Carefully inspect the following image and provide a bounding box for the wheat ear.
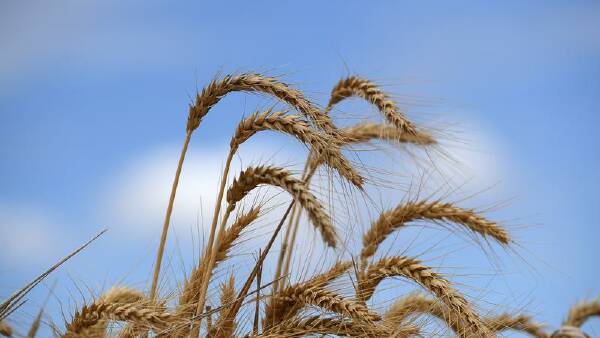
[359,256,491,337]
[564,297,600,327]
[231,109,362,187]
[227,166,337,247]
[361,200,510,264]
[213,274,237,337]
[326,76,419,136]
[264,260,352,329]
[0,322,11,337]
[278,286,380,322]
[340,123,435,146]
[174,207,259,338]
[63,302,174,338]
[260,316,417,338]
[486,313,549,338]
[384,293,464,336]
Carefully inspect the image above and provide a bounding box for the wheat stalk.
[359,256,491,337]
[361,200,510,264]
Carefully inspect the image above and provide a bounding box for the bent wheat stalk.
[359,256,491,337]
[361,200,510,265]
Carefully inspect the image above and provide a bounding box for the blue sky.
[1,1,599,336]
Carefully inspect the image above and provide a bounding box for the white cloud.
[0,204,60,266]
[99,142,304,238]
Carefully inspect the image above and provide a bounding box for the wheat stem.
[150,131,192,301]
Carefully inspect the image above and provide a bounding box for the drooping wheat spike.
[564,297,600,327]
[486,313,549,338]
[62,302,174,338]
[384,293,463,335]
[326,76,420,136]
[188,73,336,133]
[340,122,435,146]
[230,109,362,187]
[264,261,352,329]
[361,200,510,264]
[211,274,237,337]
[85,287,145,337]
[278,286,380,322]
[177,207,260,315]
[0,321,11,337]
[259,316,418,338]
[227,166,337,247]
[359,256,491,337]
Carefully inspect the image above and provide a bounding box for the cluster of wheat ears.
[1,73,598,338]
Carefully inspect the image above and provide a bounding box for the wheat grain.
[227,166,337,247]
[359,256,491,337]
[361,200,510,263]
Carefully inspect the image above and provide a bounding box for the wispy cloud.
[0,203,60,266]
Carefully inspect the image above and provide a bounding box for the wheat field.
[1,72,598,338]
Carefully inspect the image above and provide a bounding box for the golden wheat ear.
[326,76,423,136]
[361,199,510,264]
[485,313,549,338]
[263,261,352,329]
[384,292,464,335]
[359,255,492,337]
[188,73,336,133]
[564,297,600,328]
[226,165,337,248]
[340,122,436,146]
[231,109,362,187]
[260,315,418,337]
[63,302,175,338]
